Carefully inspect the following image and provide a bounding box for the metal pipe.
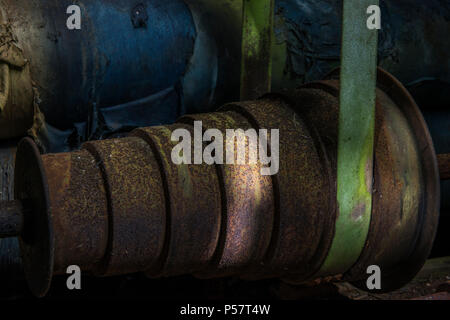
[0,69,440,297]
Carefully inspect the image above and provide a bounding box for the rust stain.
[2,69,439,296]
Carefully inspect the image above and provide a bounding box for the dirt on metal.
[132,125,221,277]
[43,150,109,275]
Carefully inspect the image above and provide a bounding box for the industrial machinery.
[0,0,448,300]
[0,68,445,297]
[0,0,448,150]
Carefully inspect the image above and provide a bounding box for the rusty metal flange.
[132,125,222,277]
[82,137,166,276]
[14,137,54,297]
[282,68,440,291]
[42,150,109,275]
[179,111,274,277]
[221,97,333,279]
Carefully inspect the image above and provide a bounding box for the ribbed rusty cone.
[1,69,440,297]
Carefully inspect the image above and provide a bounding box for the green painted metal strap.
[240,0,274,100]
[319,0,379,276]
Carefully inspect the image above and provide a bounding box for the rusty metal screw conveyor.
[0,68,446,298]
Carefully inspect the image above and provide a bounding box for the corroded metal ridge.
[222,97,332,280]
[179,111,274,277]
[132,125,222,277]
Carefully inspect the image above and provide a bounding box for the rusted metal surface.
[354,69,440,292]
[179,111,274,277]
[42,150,109,275]
[438,154,450,180]
[221,97,332,280]
[289,69,439,291]
[344,85,424,290]
[132,125,221,277]
[82,138,165,276]
[0,69,441,297]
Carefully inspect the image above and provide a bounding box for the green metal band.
[240,0,274,100]
[319,0,379,276]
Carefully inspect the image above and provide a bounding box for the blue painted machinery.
[0,0,448,151]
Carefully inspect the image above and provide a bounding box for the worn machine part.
[347,70,441,292]
[42,149,109,275]
[283,69,440,291]
[220,98,333,280]
[0,70,441,297]
[82,138,166,276]
[179,111,274,277]
[132,125,221,277]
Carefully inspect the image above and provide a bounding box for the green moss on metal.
[240,0,274,100]
[319,0,379,277]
